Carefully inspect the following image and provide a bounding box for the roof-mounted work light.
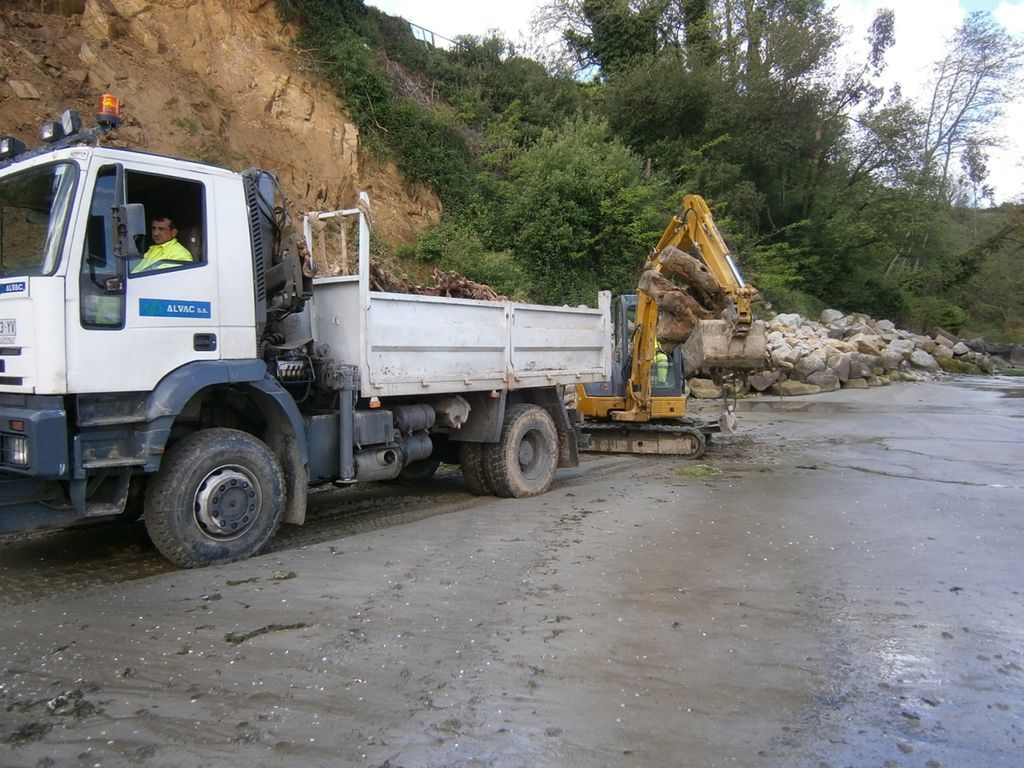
[60,109,83,138]
[39,120,64,143]
[0,136,27,161]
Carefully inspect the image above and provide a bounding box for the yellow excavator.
[576,194,767,458]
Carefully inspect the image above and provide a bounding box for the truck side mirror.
[112,203,145,260]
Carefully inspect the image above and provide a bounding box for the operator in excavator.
[654,343,670,386]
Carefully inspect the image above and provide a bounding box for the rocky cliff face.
[1,0,441,245]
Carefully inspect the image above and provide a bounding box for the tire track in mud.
[0,458,638,607]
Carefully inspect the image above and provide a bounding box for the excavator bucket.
[683,319,768,374]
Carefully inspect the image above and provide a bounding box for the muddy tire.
[459,442,492,495]
[483,404,558,498]
[143,428,284,568]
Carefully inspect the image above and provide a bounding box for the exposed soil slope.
[1,0,440,245]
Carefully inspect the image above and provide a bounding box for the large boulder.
[965,337,988,353]
[824,338,857,354]
[769,380,822,397]
[964,351,995,374]
[847,332,884,356]
[825,349,851,382]
[881,349,904,370]
[806,370,841,392]
[820,308,845,325]
[688,378,722,399]
[887,338,917,358]
[770,345,802,370]
[842,322,874,339]
[909,349,940,371]
[792,350,827,381]
[849,352,881,379]
[938,357,982,375]
[748,369,781,392]
[771,313,804,329]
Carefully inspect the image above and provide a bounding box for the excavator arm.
[619,195,764,421]
[576,194,766,455]
[653,194,757,333]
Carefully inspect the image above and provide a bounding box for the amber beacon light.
[97,93,122,128]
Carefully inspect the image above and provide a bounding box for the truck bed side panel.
[312,281,611,398]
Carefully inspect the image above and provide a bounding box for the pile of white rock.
[689,309,1022,398]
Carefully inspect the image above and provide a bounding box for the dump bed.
[306,201,612,399]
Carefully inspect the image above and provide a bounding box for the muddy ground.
[1,377,1022,768]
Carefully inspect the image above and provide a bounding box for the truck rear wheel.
[144,428,284,567]
[459,442,492,495]
[484,404,558,498]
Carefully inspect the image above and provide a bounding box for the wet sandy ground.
[1,377,1022,767]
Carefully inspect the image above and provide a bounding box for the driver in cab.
[131,214,192,274]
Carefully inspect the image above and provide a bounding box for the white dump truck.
[0,102,611,566]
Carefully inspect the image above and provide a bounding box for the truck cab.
[0,141,274,535]
[1,146,256,394]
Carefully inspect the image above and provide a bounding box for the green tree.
[490,118,668,304]
[963,206,1024,339]
[536,0,668,76]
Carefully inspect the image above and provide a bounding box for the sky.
[367,0,1024,203]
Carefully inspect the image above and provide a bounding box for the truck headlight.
[1,434,29,466]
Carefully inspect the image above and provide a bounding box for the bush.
[416,223,531,299]
[491,117,667,305]
[910,296,968,334]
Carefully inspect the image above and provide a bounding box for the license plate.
[0,318,15,338]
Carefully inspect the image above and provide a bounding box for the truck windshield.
[0,162,77,278]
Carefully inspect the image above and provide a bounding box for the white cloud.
[833,1,962,99]
[995,0,1024,33]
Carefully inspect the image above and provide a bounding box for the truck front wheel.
[144,428,285,567]
[484,404,558,498]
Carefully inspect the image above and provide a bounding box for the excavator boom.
[576,194,767,457]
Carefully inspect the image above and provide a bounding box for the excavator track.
[580,419,718,458]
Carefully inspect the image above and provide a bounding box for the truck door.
[66,164,220,394]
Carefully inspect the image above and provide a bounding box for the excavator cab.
[578,294,685,414]
[576,295,710,457]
